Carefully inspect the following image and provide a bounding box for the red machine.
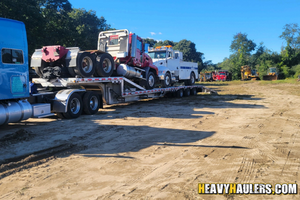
[216,70,232,81]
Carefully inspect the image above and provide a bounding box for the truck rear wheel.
[83,91,100,115]
[186,72,195,85]
[75,52,96,77]
[145,71,156,89]
[63,93,83,119]
[95,53,114,77]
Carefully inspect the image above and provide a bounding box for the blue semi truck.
[0,18,214,125]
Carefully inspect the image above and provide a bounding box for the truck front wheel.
[145,71,156,89]
[162,72,171,88]
[63,93,83,119]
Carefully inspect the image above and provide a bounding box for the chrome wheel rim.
[165,74,170,86]
[70,98,80,114]
[89,96,98,110]
[103,58,112,73]
[148,74,155,87]
[81,56,93,73]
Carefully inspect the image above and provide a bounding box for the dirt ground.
[0,81,299,200]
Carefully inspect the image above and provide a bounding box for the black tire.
[191,88,197,95]
[56,112,65,119]
[145,71,156,89]
[82,92,100,115]
[75,52,96,77]
[162,72,171,88]
[184,88,190,96]
[63,93,83,119]
[176,89,183,98]
[95,53,114,77]
[186,72,195,85]
[68,67,77,77]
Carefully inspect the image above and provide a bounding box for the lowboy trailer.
[0,17,216,125]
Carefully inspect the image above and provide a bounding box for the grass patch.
[258,79,300,85]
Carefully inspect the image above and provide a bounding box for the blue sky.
[69,0,300,64]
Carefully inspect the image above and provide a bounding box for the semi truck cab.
[0,18,29,100]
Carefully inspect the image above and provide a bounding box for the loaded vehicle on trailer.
[0,18,216,125]
[31,29,159,89]
[147,46,199,87]
[262,67,278,80]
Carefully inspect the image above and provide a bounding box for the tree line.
[0,0,112,56]
[207,24,300,80]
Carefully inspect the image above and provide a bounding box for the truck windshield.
[270,68,276,73]
[220,72,225,75]
[148,51,166,59]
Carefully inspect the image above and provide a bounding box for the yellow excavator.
[263,67,278,80]
[241,65,260,80]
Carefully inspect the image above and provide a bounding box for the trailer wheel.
[83,92,100,115]
[184,88,190,96]
[145,71,156,89]
[191,88,197,95]
[63,93,83,119]
[186,72,195,85]
[75,52,96,77]
[95,53,114,77]
[162,72,171,88]
[176,89,183,98]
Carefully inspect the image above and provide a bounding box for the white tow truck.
[147,46,199,87]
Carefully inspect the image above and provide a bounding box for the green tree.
[143,38,157,47]
[279,23,300,49]
[0,0,45,55]
[68,9,111,50]
[229,33,257,79]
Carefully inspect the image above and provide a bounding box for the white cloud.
[150,32,156,35]
[158,32,162,35]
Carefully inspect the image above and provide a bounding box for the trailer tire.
[75,52,96,77]
[145,71,156,89]
[63,93,83,119]
[191,88,197,95]
[176,89,183,98]
[83,92,100,115]
[95,53,114,77]
[162,72,171,88]
[184,88,190,96]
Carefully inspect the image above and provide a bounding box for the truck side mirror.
[144,44,149,53]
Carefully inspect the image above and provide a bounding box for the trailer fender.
[52,89,86,113]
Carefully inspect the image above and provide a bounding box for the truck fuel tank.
[0,100,32,125]
[117,64,142,79]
